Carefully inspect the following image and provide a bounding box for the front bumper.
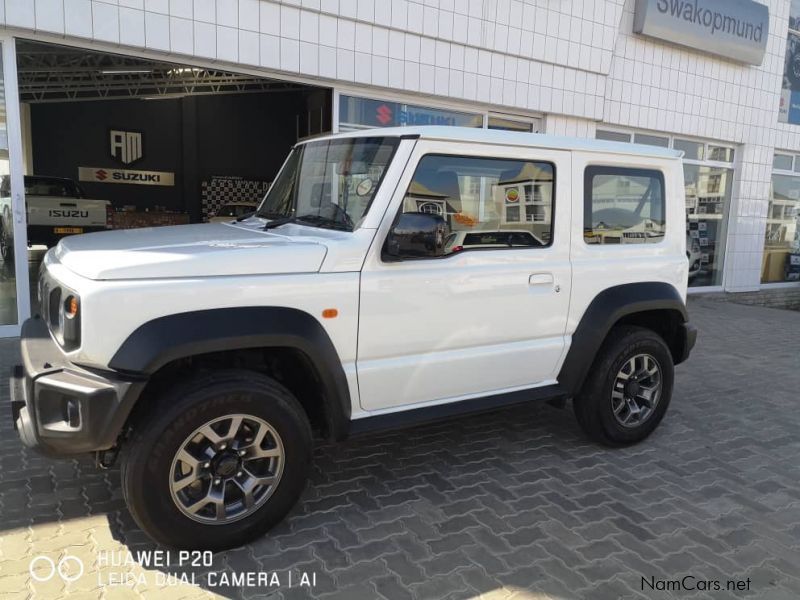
[11,316,145,456]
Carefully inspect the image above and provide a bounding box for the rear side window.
[584,166,665,245]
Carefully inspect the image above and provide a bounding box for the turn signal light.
[65,296,79,318]
[322,308,338,319]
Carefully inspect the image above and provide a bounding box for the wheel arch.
[111,307,351,441]
[558,282,690,397]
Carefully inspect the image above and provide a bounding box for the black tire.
[573,325,674,447]
[121,369,312,550]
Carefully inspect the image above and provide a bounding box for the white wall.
[0,0,794,291]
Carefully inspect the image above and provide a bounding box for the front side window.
[584,166,665,245]
[257,136,398,230]
[399,155,554,255]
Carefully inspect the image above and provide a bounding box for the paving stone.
[2,298,800,599]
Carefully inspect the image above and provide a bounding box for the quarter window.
[584,166,665,245]
[401,155,555,255]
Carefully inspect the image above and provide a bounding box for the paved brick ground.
[1,297,800,599]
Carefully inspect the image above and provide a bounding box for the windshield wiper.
[296,214,352,231]
[262,215,297,230]
[263,214,351,231]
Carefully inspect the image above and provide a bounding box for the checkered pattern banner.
[201,176,271,221]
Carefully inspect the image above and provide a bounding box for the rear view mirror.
[383,212,449,260]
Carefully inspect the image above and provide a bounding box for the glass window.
[401,155,554,255]
[762,174,800,282]
[791,0,800,31]
[0,46,18,326]
[774,154,794,171]
[707,145,735,163]
[684,165,734,286]
[338,95,483,131]
[674,139,704,161]
[779,24,800,124]
[257,136,398,230]
[584,167,665,245]
[633,133,670,148]
[487,115,538,132]
[596,130,632,143]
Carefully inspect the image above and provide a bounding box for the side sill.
[348,384,566,436]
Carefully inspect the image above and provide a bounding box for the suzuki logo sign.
[110,130,143,165]
[375,104,393,126]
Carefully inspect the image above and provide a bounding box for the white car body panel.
[39,126,687,425]
[567,152,688,336]
[54,221,328,279]
[356,140,573,411]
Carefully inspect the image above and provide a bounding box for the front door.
[356,141,572,412]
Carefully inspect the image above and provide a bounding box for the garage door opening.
[1,39,331,321]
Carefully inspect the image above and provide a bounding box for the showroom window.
[779,1,800,124]
[584,166,665,245]
[595,129,736,287]
[338,94,541,133]
[400,154,554,254]
[763,153,800,283]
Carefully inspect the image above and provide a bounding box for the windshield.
[257,136,399,230]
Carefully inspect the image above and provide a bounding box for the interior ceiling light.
[99,68,153,74]
[167,67,204,75]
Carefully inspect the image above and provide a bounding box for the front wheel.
[573,325,674,446]
[121,370,312,550]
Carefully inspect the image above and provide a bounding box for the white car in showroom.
[0,175,112,261]
[12,127,695,550]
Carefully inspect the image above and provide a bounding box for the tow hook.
[96,445,120,469]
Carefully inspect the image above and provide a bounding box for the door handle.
[529,273,554,286]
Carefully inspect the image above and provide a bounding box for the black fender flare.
[109,307,351,440]
[558,282,689,396]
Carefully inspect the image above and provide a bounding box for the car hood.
[53,221,328,280]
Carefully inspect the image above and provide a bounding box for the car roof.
[302,126,683,160]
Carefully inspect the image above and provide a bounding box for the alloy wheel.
[611,353,662,428]
[169,414,285,524]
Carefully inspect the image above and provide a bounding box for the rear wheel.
[573,325,674,446]
[121,369,312,550]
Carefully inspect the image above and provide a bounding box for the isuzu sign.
[78,167,175,186]
[633,0,769,65]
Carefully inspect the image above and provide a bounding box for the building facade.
[0,0,797,333]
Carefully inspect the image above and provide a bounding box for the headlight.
[50,288,81,351]
[59,291,81,351]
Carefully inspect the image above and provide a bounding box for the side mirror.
[384,212,449,260]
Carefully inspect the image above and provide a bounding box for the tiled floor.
[1,297,799,599]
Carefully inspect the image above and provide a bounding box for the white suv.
[11,127,696,550]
